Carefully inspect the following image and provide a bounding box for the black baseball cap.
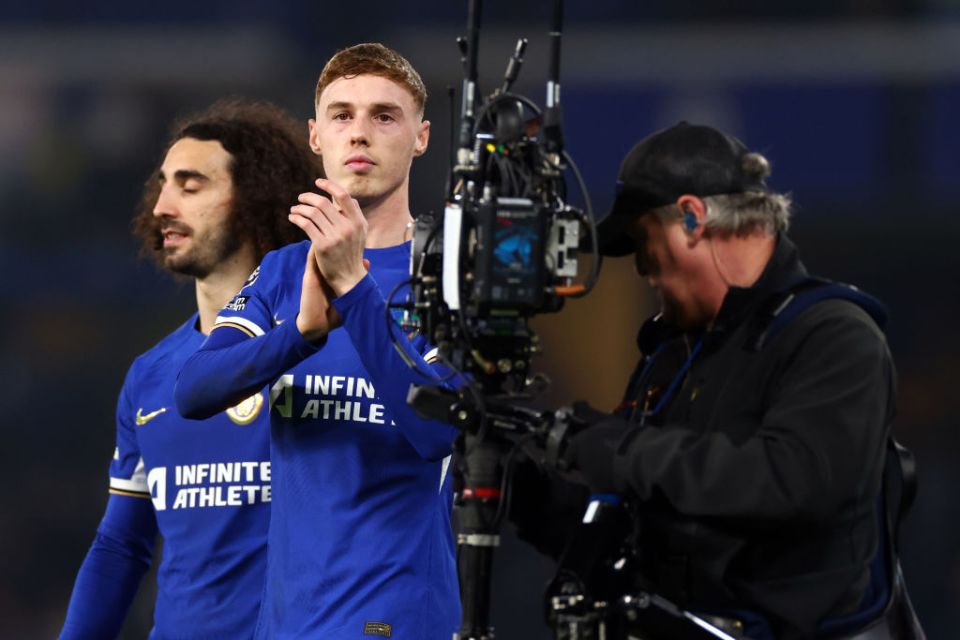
[596,121,768,257]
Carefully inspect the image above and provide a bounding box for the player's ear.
[413,120,430,157]
[308,119,322,155]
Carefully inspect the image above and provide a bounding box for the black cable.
[473,92,543,139]
[491,432,539,530]
[383,276,466,386]
[562,149,600,297]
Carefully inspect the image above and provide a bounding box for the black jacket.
[601,235,896,638]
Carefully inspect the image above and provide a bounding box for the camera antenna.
[500,38,528,94]
[457,0,482,165]
[543,0,564,155]
[457,36,469,73]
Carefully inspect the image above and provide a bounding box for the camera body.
[406,100,584,389]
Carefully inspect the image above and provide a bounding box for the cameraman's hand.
[507,448,590,561]
[562,402,630,494]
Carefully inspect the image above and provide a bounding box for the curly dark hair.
[133,97,323,266]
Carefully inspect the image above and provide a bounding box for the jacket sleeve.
[59,495,158,639]
[332,273,460,461]
[611,301,895,522]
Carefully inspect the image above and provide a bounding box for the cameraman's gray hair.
[654,152,792,236]
[703,152,791,236]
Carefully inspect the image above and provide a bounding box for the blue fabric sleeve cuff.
[278,311,326,355]
[332,273,379,317]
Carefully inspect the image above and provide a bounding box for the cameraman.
[515,122,923,639]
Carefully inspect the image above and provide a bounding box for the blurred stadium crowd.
[1,1,957,638]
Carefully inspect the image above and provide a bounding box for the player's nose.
[349,117,371,146]
[153,184,178,217]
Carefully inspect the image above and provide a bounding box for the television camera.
[389,2,745,639]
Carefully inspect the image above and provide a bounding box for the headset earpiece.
[683,211,698,233]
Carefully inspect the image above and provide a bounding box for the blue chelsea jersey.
[213,240,460,640]
[110,315,271,638]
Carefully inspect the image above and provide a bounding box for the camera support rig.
[401,2,594,635]
[397,2,744,639]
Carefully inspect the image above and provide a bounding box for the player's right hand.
[295,247,341,342]
[295,249,370,343]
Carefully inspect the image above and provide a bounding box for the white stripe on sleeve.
[214,315,266,337]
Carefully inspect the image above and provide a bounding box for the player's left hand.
[289,178,368,297]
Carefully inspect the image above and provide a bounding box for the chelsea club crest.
[226,392,264,425]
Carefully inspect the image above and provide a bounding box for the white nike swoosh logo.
[135,407,167,426]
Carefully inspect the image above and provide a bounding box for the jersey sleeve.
[59,495,158,640]
[175,254,322,419]
[62,368,159,638]
[333,273,460,461]
[108,368,150,499]
[210,264,274,338]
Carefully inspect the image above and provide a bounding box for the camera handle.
[409,383,561,639]
[455,431,505,639]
